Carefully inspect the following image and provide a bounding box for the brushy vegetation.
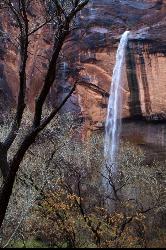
[0,112,165,248]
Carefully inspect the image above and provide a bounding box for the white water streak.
[104,31,130,170]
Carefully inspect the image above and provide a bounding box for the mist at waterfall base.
[104,31,130,174]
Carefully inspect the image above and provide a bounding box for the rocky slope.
[0,0,166,133]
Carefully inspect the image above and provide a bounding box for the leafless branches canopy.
[0,0,89,229]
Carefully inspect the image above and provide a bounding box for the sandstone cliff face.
[66,0,166,133]
[0,0,166,131]
[0,2,54,111]
[126,39,166,120]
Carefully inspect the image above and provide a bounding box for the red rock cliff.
[0,0,166,132]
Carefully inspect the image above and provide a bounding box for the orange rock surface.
[0,0,166,132]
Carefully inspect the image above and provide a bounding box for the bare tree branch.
[4,0,29,150]
[0,0,89,230]
[33,0,89,128]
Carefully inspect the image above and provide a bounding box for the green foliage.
[9,239,48,248]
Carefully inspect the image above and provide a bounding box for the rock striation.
[0,0,166,132]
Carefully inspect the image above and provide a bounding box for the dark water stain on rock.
[126,43,142,118]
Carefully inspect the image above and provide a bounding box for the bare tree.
[0,0,89,229]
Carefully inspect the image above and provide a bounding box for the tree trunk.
[0,144,9,179]
[0,131,37,228]
[0,171,16,228]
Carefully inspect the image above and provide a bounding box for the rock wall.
[127,39,166,121]
[0,2,54,111]
[66,0,166,133]
[0,0,166,132]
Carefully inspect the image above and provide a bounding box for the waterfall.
[89,1,96,20]
[62,62,67,82]
[104,31,130,171]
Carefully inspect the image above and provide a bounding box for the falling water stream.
[104,31,130,171]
